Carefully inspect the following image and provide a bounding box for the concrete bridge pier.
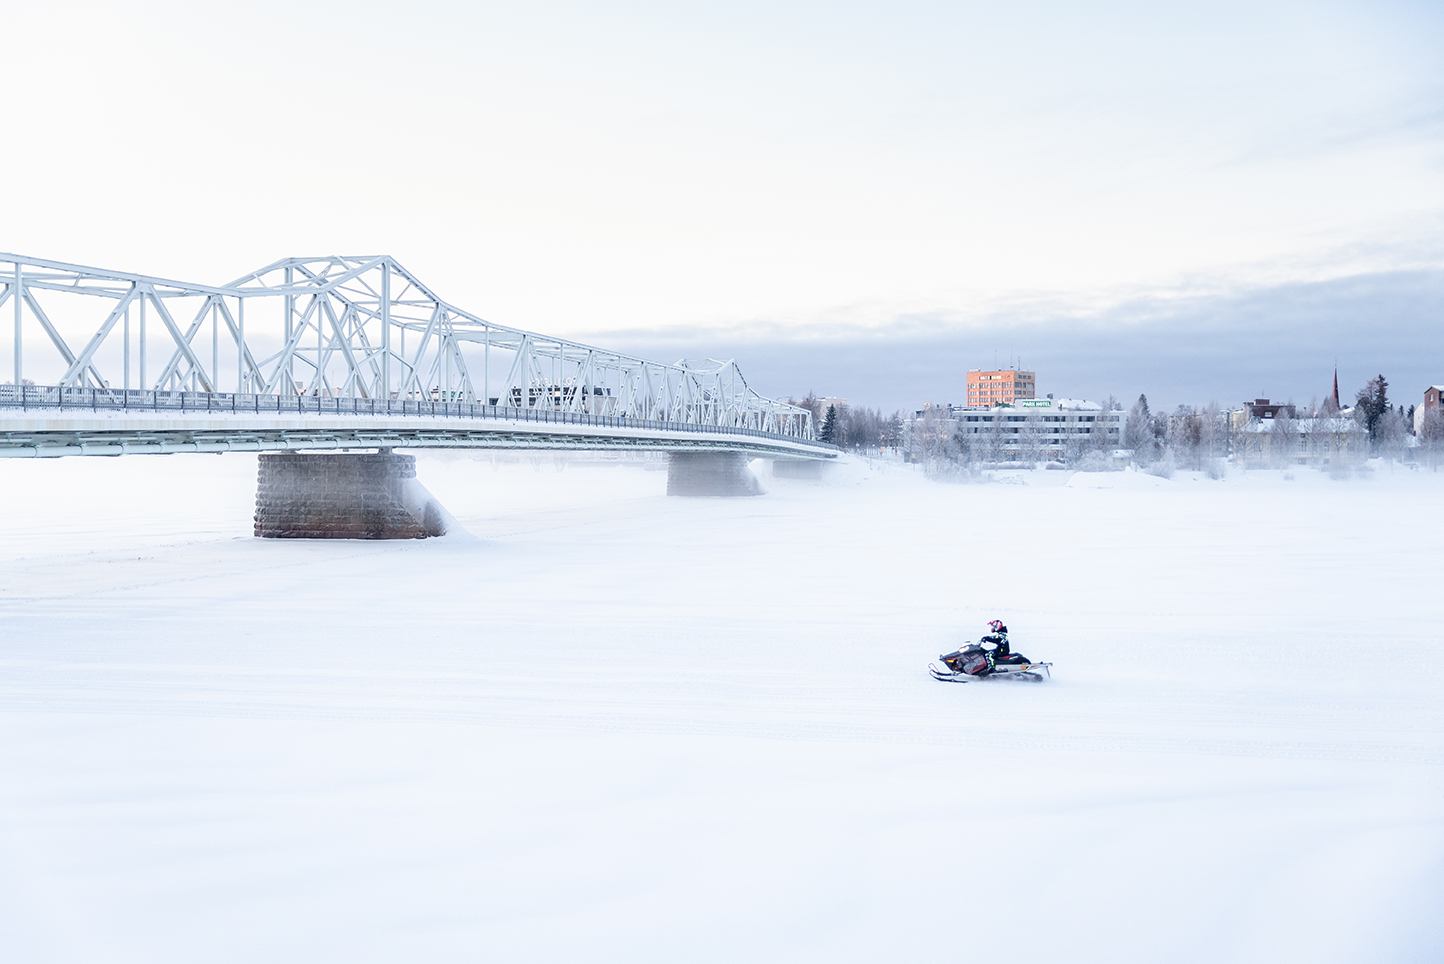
[666,451,763,497]
[254,451,454,539]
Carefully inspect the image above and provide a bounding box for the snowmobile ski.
[929,659,1052,683]
[929,662,975,682]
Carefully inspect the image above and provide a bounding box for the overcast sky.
[3,0,1441,410]
[608,268,1444,412]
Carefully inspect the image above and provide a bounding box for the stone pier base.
[771,459,827,480]
[666,451,763,497]
[254,452,452,539]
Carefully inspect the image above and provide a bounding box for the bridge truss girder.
[0,253,814,439]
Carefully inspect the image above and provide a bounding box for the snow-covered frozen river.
[2,453,1440,962]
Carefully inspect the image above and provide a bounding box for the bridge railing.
[0,384,840,452]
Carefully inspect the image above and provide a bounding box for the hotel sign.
[1019,399,1051,408]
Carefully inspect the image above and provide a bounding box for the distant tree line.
[1123,395,1228,476]
[795,373,1444,471]
[1123,373,1435,475]
[790,393,904,452]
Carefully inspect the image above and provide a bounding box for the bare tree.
[840,405,888,452]
[1301,403,1329,466]
[1089,409,1114,454]
[883,411,904,452]
[1167,405,1203,469]
[908,405,958,468]
[1420,405,1444,470]
[1323,410,1360,470]
[1019,412,1044,465]
[787,392,824,431]
[1268,409,1298,468]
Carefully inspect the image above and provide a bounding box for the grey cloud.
[595,270,1444,413]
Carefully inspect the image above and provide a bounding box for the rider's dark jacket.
[980,632,1010,659]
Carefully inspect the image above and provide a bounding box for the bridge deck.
[0,387,837,460]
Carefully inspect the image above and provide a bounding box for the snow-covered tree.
[1371,406,1409,461]
[1125,394,1153,459]
[1201,400,1223,462]
[1354,374,1390,444]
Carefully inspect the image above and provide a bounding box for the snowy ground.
[1,452,1441,963]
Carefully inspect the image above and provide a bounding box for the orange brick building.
[966,369,1036,407]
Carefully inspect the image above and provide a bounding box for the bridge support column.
[666,451,763,497]
[254,451,453,539]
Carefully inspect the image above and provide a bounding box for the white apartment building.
[956,398,1123,460]
[909,398,1124,462]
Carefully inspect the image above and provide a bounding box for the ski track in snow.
[2,453,1442,963]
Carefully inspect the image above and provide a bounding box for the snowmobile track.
[929,662,1051,683]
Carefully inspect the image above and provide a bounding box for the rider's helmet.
[988,619,1005,634]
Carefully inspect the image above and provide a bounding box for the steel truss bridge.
[0,253,833,461]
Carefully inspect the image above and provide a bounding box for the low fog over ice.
[1,454,1440,962]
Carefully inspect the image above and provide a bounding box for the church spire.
[1332,367,1340,408]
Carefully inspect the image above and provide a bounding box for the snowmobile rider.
[980,620,1010,659]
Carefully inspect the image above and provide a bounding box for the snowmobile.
[928,642,1051,683]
